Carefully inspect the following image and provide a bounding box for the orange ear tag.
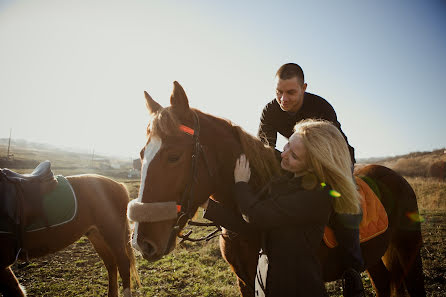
[176,205,182,213]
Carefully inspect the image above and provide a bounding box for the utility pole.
[91,148,95,168]
[7,128,12,160]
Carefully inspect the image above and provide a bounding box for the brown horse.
[0,173,140,297]
[128,81,426,297]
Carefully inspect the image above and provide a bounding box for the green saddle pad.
[0,175,77,233]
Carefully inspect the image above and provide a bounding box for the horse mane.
[231,125,282,190]
[148,107,282,190]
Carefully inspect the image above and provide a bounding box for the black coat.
[258,93,356,164]
[204,175,333,297]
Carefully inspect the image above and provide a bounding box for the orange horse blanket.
[323,177,388,248]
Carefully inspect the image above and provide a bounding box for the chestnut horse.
[128,81,425,297]
[0,173,139,297]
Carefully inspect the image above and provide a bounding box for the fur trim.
[127,200,177,222]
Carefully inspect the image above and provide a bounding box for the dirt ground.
[419,212,446,295]
[6,210,445,297]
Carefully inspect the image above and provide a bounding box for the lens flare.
[406,211,425,223]
[329,190,341,198]
[320,182,326,188]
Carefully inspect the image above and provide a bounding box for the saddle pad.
[323,177,388,248]
[0,175,77,233]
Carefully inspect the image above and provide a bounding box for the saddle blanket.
[323,177,388,248]
[0,175,77,233]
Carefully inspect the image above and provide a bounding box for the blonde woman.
[203,119,364,297]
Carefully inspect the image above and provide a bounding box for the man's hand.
[234,154,251,183]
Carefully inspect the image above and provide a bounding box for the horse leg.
[86,229,119,297]
[367,259,391,297]
[394,231,426,297]
[382,246,408,297]
[400,251,425,297]
[0,266,26,297]
[94,222,136,297]
[105,231,133,297]
[219,235,257,297]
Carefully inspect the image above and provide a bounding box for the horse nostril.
[141,240,158,259]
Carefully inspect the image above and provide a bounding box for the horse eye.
[168,155,180,163]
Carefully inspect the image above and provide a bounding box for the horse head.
[127,81,220,261]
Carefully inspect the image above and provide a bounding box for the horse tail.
[120,182,141,288]
[126,221,141,288]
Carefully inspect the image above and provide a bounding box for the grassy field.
[2,144,445,296]
[7,176,445,297]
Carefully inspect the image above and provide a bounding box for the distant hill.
[1,138,444,179]
[359,148,446,178]
[0,139,133,178]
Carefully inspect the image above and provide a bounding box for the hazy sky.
[1,0,445,159]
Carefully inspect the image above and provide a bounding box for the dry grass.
[378,148,446,178]
[406,177,446,211]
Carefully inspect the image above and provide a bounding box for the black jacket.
[204,175,333,297]
[258,93,356,164]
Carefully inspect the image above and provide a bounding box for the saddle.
[0,161,58,251]
[323,177,389,248]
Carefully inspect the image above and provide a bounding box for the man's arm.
[258,103,278,148]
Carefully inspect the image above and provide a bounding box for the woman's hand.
[234,154,251,183]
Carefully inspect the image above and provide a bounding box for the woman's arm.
[233,154,332,231]
[203,199,260,238]
[235,182,332,230]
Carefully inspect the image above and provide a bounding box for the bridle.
[164,110,218,254]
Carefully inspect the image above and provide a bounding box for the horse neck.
[201,117,275,209]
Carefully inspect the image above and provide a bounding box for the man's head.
[275,63,307,112]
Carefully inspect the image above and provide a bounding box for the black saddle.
[0,161,58,257]
[1,160,55,183]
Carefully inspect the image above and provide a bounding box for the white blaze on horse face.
[132,136,162,252]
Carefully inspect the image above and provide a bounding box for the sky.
[0,0,445,160]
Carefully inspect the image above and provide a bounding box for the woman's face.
[281,133,308,175]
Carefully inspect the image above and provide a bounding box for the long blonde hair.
[295,119,361,214]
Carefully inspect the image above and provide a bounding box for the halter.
[164,110,215,254]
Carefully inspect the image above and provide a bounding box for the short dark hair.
[276,63,305,84]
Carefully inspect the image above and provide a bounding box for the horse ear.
[170,81,190,113]
[144,91,163,116]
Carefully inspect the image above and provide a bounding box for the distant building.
[133,159,141,171]
[128,168,140,178]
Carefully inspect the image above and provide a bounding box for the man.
[258,63,355,165]
[258,63,365,297]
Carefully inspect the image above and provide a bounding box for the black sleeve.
[234,182,332,231]
[203,199,259,237]
[258,103,277,148]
